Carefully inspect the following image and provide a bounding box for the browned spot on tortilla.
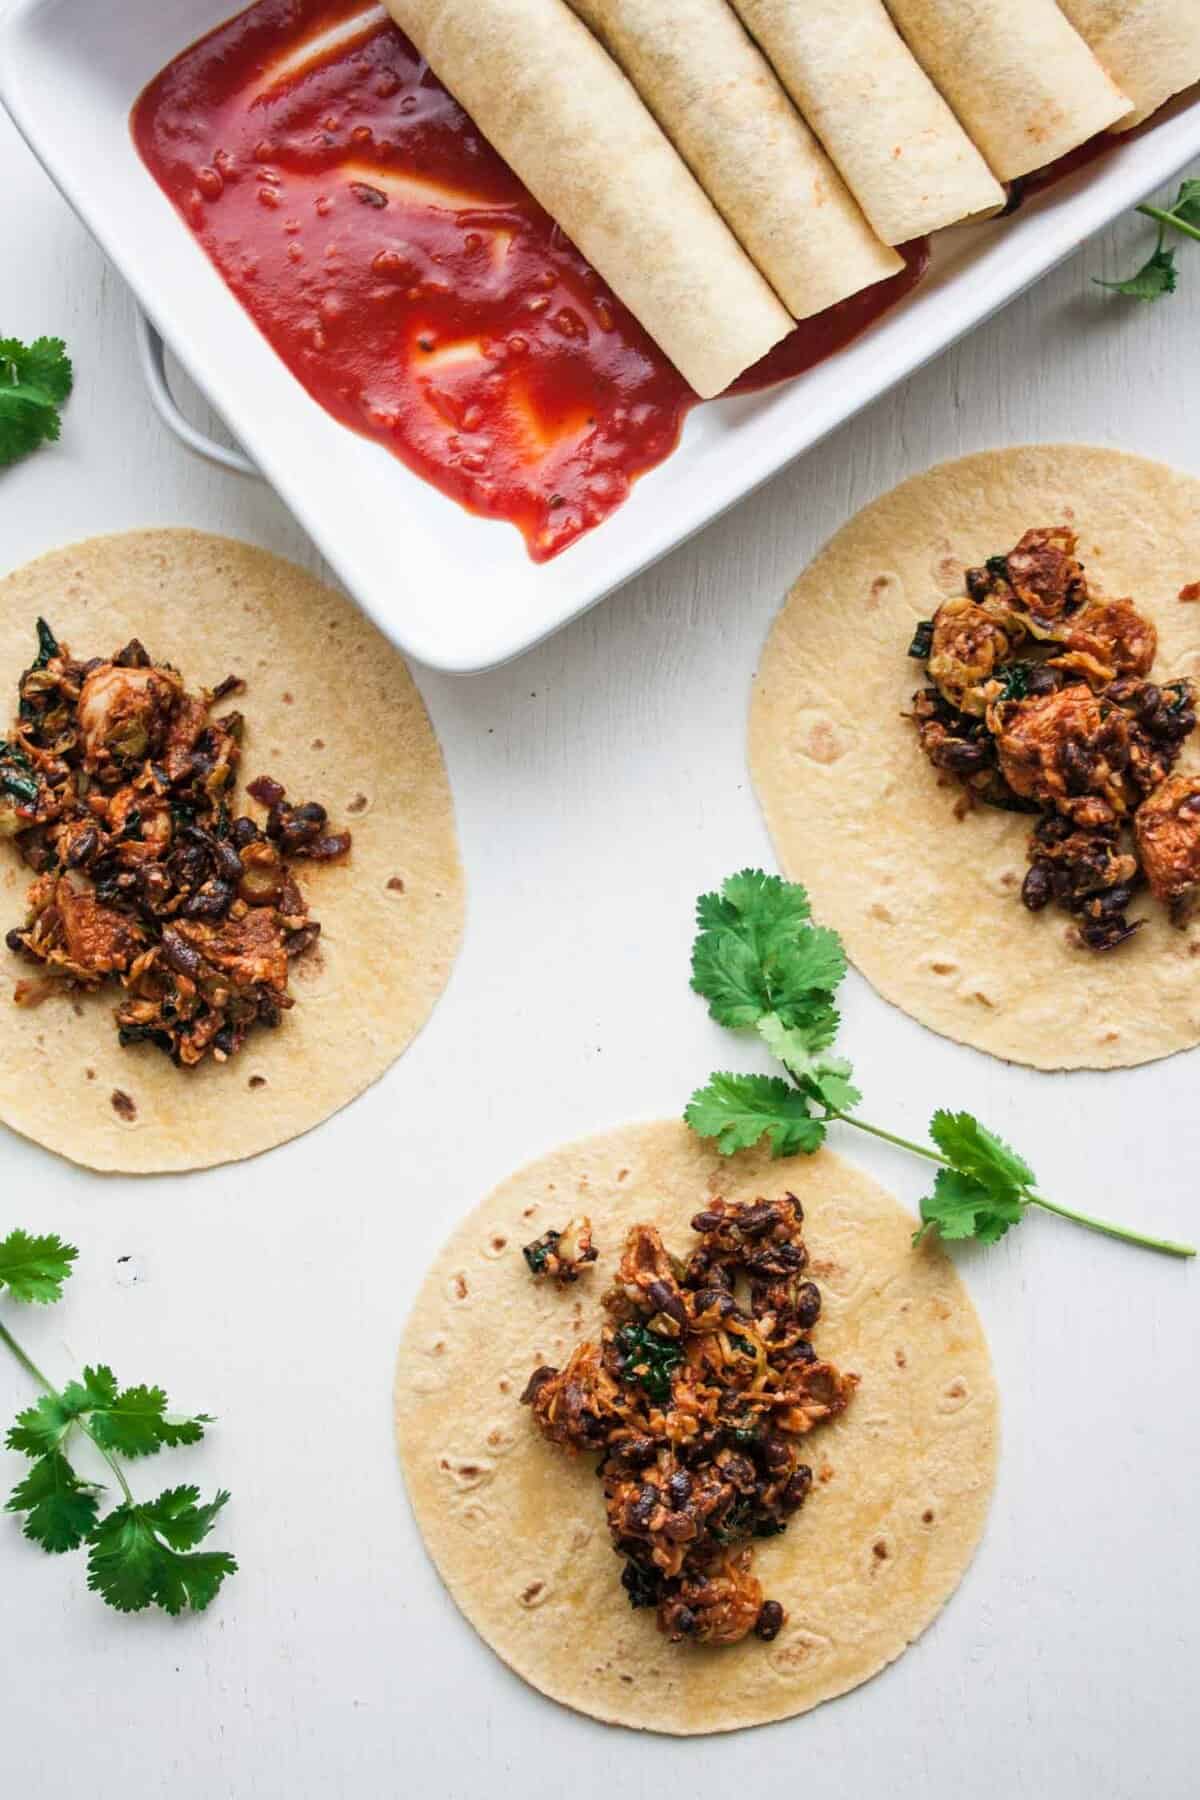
[804,720,846,765]
[311,737,325,749]
[922,1508,935,1524]
[869,902,896,924]
[85,1067,95,1081]
[867,574,892,609]
[111,1089,137,1122]
[818,1462,835,1484]
[386,876,405,893]
[453,1273,469,1299]
[974,991,995,1008]
[347,793,369,814]
[281,691,294,704]
[1179,582,1200,603]
[932,551,964,595]
[931,962,956,976]
[71,1000,84,1017]
[617,1167,629,1181]
[872,1539,889,1560]
[894,1348,907,1368]
[248,1074,267,1089]
[498,1378,510,1393]
[947,1378,966,1399]
[491,1235,507,1252]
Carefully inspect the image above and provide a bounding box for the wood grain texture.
[0,83,1198,1800]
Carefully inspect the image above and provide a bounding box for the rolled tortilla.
[382,0,792,396]
[729,0,1004,245]
[566,0,903,320]
[884,0,1130,180]
[1058,0,1200,131]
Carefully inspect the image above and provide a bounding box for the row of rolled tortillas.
[381,0,1198,397]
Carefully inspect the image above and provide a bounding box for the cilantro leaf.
[6,1451,101,1553]
[1170,178,1200,231]
[756,1014,861,1112]
[917,1167,1025,1247]
[6,1392,79,1458]
[59,1366,211,1458]
[696,868,811,942]
[691,928,774,1028]
[0,337,73,467]
[87,1489,236,1614]
[691,870,845,1032]
[929,1110,1035,1195]
[1095,244,1177,301]
[0,1229,77,1304]
[686,1073,826,1158]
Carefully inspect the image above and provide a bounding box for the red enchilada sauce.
[133,0,926,561]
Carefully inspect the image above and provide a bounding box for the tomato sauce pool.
[132,0,927,562]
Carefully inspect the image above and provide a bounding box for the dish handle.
[134,310,259,479]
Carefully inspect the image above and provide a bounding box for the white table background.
[2,84,1198,1800]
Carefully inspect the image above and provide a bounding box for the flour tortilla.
[0,530,464,1173]
[1058,0,1200,130]
[395,1120,998,1734]
[749,446,1200,1072]
[383,0,792,396]
[884,0,1129,180]
[729,0,1004,244]
[566,0,903,319]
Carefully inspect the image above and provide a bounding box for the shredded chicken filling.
[1,619,351,1063]
[907,527,1199,948]
[521,1194,857,1648]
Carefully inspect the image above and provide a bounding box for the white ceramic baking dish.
[3,0,1200,673]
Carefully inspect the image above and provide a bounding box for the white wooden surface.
[2,89,1199,1800]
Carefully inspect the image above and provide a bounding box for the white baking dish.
[3,0,1200,673]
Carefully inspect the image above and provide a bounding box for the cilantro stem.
[827,1109,945,1169]
[0,1315,134,1503]
[1020,1193,1195,1260]
[1137,204,1200,246]
[825,1107,1195,1259]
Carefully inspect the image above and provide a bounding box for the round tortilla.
[749,445,1200,1071]
[394,1120,998,1735]
[0,530,464,1173]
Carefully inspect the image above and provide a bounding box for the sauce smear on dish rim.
[131,0,927,562]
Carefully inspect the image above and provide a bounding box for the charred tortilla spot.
[110,1088,137,1122]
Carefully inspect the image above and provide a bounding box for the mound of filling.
[907,527,1199,949]
[0,619,350,1064]
[521,1194,857,1648]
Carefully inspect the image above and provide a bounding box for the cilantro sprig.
[685,872,1195,1259]
[0,1229,237,1614]
[1097,178,1200,302]
[0,337,73,467]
